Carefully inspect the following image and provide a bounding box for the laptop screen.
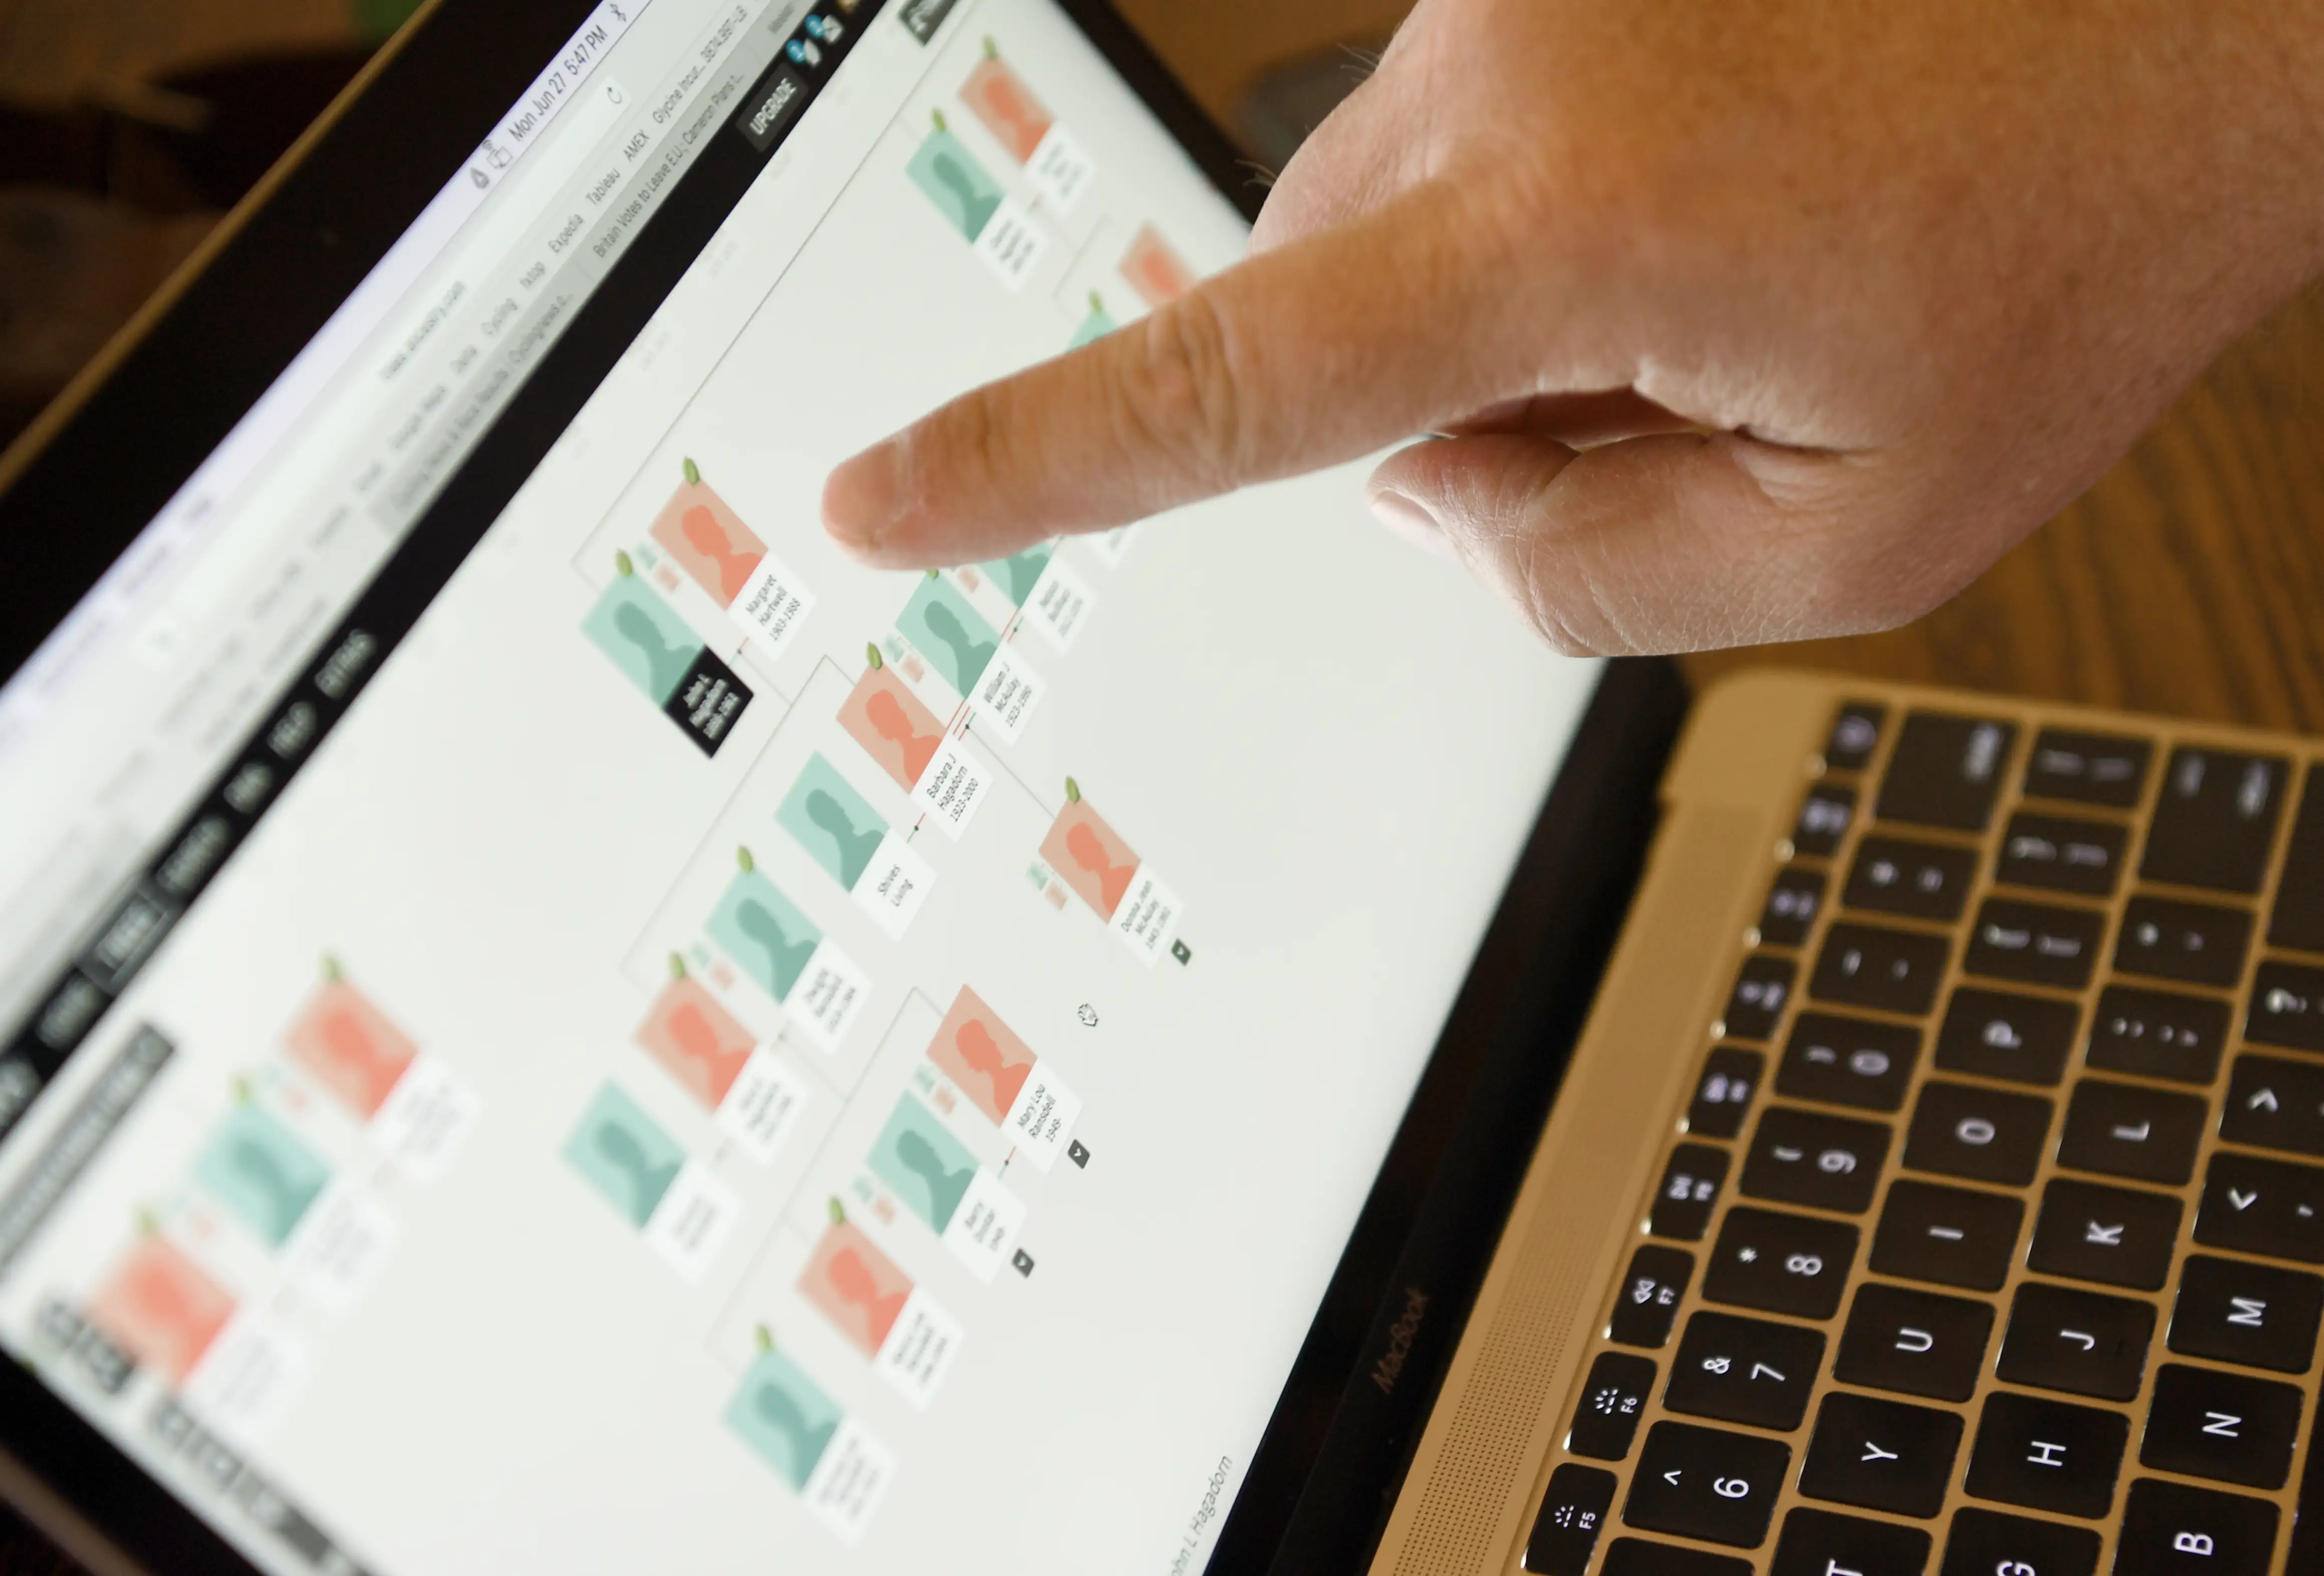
[0,1,1598,1569]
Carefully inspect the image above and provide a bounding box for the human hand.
[823,0,2324,654]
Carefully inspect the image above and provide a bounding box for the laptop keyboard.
[1524,701,2324,1576]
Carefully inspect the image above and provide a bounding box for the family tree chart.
[555,20,1207,1541]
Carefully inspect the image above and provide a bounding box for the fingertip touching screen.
[0,2,1598,1570]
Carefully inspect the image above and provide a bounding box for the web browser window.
[0,2,1596,1571]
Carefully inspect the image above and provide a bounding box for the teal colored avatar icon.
[564,1083,685,1228]
[584,576,703,704]
[981,544,1054,608]
[896,575,1001,697]
[906,126,1005,242]
[708,870,823,1004]
[725,1347,841,1490]
[777,754,889,893]
[867,1092,979,1233]
[195,1102,330,1247]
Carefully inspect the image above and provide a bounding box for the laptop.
[0,2,2316,1573]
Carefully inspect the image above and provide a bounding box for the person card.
[86,1236,235,1385]
[282,975,415,1121]
[1041,796,1141,922]
[365,1055,479,1182]
[646,462,817,668]
[1121,223,1195,308]
[896,574,1003,701]
[838,663,949,793]
[705,867,869,1050]
[582,571,752,755]
[194,1102,330,1250]
[564,1083,739,1280]
[725,1349,894,1543]
[907,119,1006,243]
[966,644,1045,745]
[865,1092,980,1237]
[280,1183,397,1313]
[799,1218,963,1408]
[180,1311,307,1449]
[635,973,756,1110]
[940,1168,1028,1283]
[926,986,1081,1170]
[1020,555,1095,652]
[959,50,1095,212]
[777,755,936,938]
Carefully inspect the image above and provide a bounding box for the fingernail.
[1369,489,1459,560]
[823,440,906,559]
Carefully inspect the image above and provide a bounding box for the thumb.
[1370,432,1970,655]
[822,173,1561,568]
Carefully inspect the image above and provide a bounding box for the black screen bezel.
[0,2,1683,1571]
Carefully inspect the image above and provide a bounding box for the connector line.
[703,982,941,1354]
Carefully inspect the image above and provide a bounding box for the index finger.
[820,173,1562,567]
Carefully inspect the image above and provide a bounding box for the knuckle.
[1112,291,1250,490]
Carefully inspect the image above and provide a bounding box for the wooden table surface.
[5,1,2323,1572]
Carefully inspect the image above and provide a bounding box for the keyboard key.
[2194,1151,2324,1264]
[1772,1508,1932,1576]
[2220,1054,2324,1157]
[1796,783,1859,857]
[1759,867,1828,947]
[1779,1013,1921,1112]
[1995,813,2127,899]
[1524,1463,1617,1575]
[1935,988,2078,1087]
[1601,1538,1753,1576]
[2271,770,2324,952]
[1904,1081,2054,1188]
[2140,749,2290,896]
[2022,728,2152,809]
[1873,1181,2025,1292]
[1878,713,2017,832]
[2029,1179,2184,1291]
[1625,1421,1791,1548]
[1705,1207,1859,1321]
[1742,1107,1891,1214]
[1813,924,1951,1017]
[2139,1363,2302,1489]
[1964,898,2106,990]
[1940,1509,2099,1576]
[2113,1478,2279,1576]
[2114,896,2252,989]
[1609,1245,1694,1349]
[2056,1080,2206,1185]
[2246,959,2324,1053]
[1800,1390,1965,1519]
[1649,1143,1730,1241]
[1687,1048,1764,1139]
[1567,1351,1658,1460]
[1724,955,1798,1040]
[1666,1311,1825,1431]
[1964,1391,2128,1519]
[2085,986,2229,1085]
[1826,704,1887,773]
[2168,1254,2323,1373]
[1845,836,1980,922]
[1995,1281,2154,1401]
[1836,1282,1994,1402]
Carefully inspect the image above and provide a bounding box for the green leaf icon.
[754,1324,774,1354]
[613,550,634,578]
[667,952,687,981]
[926,567,940,579]
[982,35,998,59]
[827,1197,846,1225]
[682,457,701,487]
[931,108,948,134]
[133,1207,159,1237]
[736,845,756,873]
[865,642,884,671]
[1064,776,1081,803]
[321,954,343,983]
[231,1076,254,1105]
[1088,290,1105,313]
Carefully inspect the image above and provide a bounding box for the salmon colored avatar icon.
[1040,799,1143,922]
[962,54,1053,163]
[953,1017,1030,1119]
[636,976,754,1111]
[87,1237,236,1384]
[1066,823,1134,916]
[285,976,419,1120]
[838,666,947,793]
[648,472,768,609]
[680,505,759,605]
[867,690,940,785]
[801,1219,915,1358]
[926,985,1040,1126]
[826,1246,908,1351]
